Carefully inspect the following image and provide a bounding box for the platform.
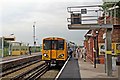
[0,52,41,64]
[58,58,81,79]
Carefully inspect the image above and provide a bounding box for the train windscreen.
[43,40,64,50]
[58,40,64,50]
[43,40,51,50]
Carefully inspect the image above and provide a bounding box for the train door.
[51,40,57,59]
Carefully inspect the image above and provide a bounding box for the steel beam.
[68,24,113,30]
[67,5,102,8]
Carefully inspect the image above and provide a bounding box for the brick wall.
[98,28,106,43]
[98,17,120,25]
[96,25,120,43]
[112,25,120,43]
[84,25,120,63]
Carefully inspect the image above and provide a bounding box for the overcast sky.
[0,0,103,46]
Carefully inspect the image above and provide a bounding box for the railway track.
[12,62,48,80]
[1,56,70,80]
[40,57,70,80]
[0,55,42,77]
[40,66,61,79]
[1,61,48,80]
[0,55,41,72]
[0,60,40,77]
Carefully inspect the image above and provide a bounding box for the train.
[9,41,41,56]
[9,41,29,55]
[42,37,76,66]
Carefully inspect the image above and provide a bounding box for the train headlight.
[43,53,49,58]
[58,54,64,58]
[43,53,47,57]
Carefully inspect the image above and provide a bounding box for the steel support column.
[106,28,112,76]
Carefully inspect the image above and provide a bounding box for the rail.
[12,63,48,80]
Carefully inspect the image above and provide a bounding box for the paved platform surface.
[58,54,119,80]
[58,58,81,79]
[78,57,119,80]
[0,52,41,62]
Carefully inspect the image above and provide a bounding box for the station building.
[84,1,120,64]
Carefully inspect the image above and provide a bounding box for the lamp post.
[93,30,99,68]
[93,36,97,68]
[96,31,99,63]
[33,22,36,53]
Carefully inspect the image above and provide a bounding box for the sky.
[0,0,103,46]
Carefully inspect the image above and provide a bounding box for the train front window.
[43,40,64,50]
[52,40,57,50]
[58,40,64,50]
[43,40,51,50]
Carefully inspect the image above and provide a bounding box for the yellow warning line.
[106,51,112,54]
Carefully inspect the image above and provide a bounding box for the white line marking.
[55,57,70,80]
